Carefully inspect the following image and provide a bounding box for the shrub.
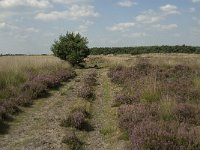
[61,111,86,129]
[128,121,200,150]
[172,103,200,125]
[71,107,90,118]
[118,104,159,130]
[62,131,83,150]
[22,80,48,99]
[56,69,76,82]
[82,72,97,86]
[108,65,126,84]
[77,84,93,99]
[51,32,90,66]
[31,74,60,88]
[114,93,138,106]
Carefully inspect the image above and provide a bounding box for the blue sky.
[0,0,200,54]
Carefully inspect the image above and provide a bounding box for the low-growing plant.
[128,121,200,150]
[22,80,48,99]
[172,103,200,125]
[114,93,138,106]
[100,127,115,136]
[118,103,159,130]
[140,90,161,103]
[82,73,97,86]
[61,111,86,129]
[62,131,83,150]
[77,84,93,99]
[159,99,175,121]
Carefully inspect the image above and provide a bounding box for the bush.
[114,93,138,106]
[22,80,48,99]
[62,131,83,150]
[77,84,93,99]
[128,121,200,150]
[172,103,200,125]
[51,32,90,66]
[82,72,97,86]
[56,69,76,82]
[61,111,86,129]
[118,104,159,130]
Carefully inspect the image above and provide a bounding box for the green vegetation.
[51,32,90,66]
[90,45,200,55]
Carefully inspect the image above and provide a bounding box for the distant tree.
[51,32,90,66]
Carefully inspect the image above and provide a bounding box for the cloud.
[192,0,200,3]
[107,22,136,32]
[0,0,50,8]
[123,32,149,38]
[136,10,162,24]
[51,0,89,4]
[35,5,99,21]
[0,22,6,29]
[117,0,137,7]
[189,7,196,13]
[0,21,39,33]
[193,17,200,25]
[160,4,180,15]
[136,5,180,25]
[78,20,94,33]
[153,24,178,31]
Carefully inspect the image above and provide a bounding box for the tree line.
[90,45,200,55]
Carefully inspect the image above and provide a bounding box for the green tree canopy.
[51,32,90,66]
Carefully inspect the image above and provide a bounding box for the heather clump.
[128,121,200,150]
[56,69,76,82]
[118,103,159,130]
[82,73,97,86]
[22,80,48,99]
[61,111,86,129]
[114,93,138,106]
[77,84,93,99]
[172,103,200,125]
[62,131,83,150]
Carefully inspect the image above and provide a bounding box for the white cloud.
[136,10,162,24]
[153,24,178,31]
[117,0,137,7]
[189,7,196,13]
[35,5,99,21]
[51,0,89,4]
[0,0,50,8]
[0,22,6,29]
[192,0,200,3]
[160,4,180,15]
[123,32,149,38]
[78,20,94,33]
[107,22,136,32]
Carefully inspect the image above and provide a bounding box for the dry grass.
[89,53,200,68]
[0,55,70,73]
[0,56,70,100]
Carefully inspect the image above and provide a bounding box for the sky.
[0,0,200,54]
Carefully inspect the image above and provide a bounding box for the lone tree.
[51,32,90,66]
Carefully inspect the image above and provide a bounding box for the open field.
[1,54,200,149]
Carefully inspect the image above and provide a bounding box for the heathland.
[1,53,200,150]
